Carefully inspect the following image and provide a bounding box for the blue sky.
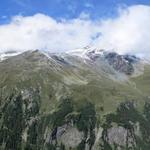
[0,0,150,24]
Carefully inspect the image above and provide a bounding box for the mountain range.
[0,47,150,150]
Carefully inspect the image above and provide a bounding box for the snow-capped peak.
[66,46,106,60]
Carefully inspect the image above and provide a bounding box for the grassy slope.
[0,51,149,117]
[132,65,150,96]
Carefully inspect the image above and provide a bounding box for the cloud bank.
[0,5,150,57]
[95,5,150,57]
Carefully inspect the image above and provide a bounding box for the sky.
[0,0,150,57]
[0,0,150,22]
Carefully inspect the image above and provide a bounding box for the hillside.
[0,49,150,150]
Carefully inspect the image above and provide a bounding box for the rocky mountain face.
[0,48,150,150]
[67,47,140,75]
[104,52,139,75]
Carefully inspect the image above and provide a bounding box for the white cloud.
[0,14,98,52]
[0,5,150,57]
[94,5,150,57]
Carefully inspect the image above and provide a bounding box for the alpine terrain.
[0,47,150,150]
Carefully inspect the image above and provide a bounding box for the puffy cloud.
[95,5,150,57]
[0,14,98,52]
[0,5,150,57]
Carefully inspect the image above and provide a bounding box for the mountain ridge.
[0,47,144,76]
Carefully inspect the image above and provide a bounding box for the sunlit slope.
[132,65,150,96]
[0,50,147,114]
[1,50,150,150]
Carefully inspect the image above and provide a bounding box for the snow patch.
[0,51,22,61]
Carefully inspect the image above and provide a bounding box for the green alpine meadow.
[0,49,150,150]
